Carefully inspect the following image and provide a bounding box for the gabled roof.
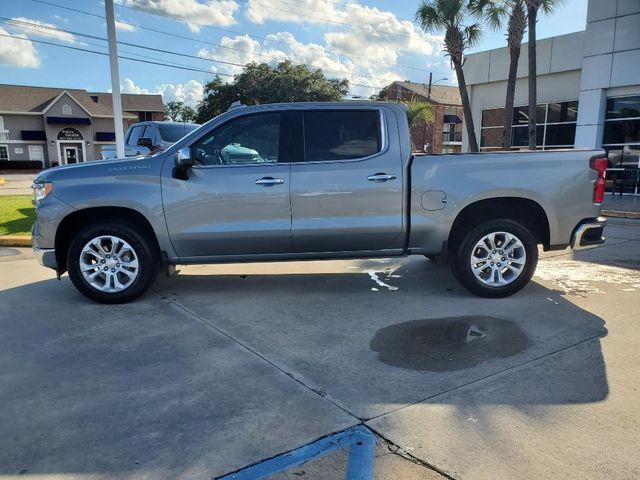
[41,90,93,117]
[0,84,161,117]
[88,92,165,113]
[392,81,462,106]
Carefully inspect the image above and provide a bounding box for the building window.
[480,100,578,150]
[0,145,9,161]
[62,104,72,115]
[138,111,153,122]
[603,95,640,195]
[90,95,99,103]
[29,145,44,163]
[0,116,7,141]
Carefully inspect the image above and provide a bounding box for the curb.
[0,236,32,247]
[602,210,640,220]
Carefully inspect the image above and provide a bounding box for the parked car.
[31,101,606,303]
[100,121,199,159]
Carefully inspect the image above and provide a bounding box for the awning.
[95,132,115,142]
[443,115,462,124]
[21,130,47,140]
[46,116,91,125]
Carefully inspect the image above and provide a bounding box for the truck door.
[161,111,292,258]
[289,108,405,253]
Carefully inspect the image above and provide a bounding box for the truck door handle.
[255,177,285,186]
[367,173,397,182]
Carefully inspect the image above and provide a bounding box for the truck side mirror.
[137,137,154,149]
[173,147,193,180]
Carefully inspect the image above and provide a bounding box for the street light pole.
[105,0,125,158]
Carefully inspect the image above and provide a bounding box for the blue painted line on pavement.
[217,425,376,480]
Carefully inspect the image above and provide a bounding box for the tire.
[451,218,538,298]
[67,221,159,304]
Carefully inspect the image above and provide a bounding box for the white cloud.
[115,20,137,32]
[10,17,77,44]
[120,0,239,33]
[246,0,346,25]
[198,30,409,98]
[122,78,204,106]
[0,27,40,68]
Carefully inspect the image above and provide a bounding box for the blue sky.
[0,0,588,105]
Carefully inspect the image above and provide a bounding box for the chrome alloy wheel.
[79,235,139,293]
[469,231,527,287]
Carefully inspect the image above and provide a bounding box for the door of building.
[64,146,78,164]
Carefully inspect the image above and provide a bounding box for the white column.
[574,88,607,149]
[105,0,125,158]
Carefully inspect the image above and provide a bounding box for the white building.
[463,0,640,192]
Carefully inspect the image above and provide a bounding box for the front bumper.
[33,246,58,270]
[571,217,607,250]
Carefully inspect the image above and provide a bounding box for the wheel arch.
[448,197,551,252]
[55,207,160,273]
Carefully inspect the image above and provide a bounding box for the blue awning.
[95,132,115,142]
[21,130,47,140]
[443,115,462,124]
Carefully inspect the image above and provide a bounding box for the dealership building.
[463,0,640,191]
[0,84,164,168]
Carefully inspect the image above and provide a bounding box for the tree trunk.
[527,7,538,150]
[502,44,521,151]
[502,2,526,151]
[453,60,479,152]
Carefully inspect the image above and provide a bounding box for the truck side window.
[127,125,145,147]
[192,113,281,166]
[303,110,381,161]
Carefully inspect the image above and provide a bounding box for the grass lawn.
[0,195,35,236]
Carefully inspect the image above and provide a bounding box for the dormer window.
[62,104,72,115]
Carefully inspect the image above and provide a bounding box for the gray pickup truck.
[31,101,607,303]
[100,121,199,159]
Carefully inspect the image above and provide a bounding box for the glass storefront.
[603,95,640,195]
[480,101,578,151]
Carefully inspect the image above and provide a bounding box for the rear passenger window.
[303,110,381,161]
[127,126,145,147]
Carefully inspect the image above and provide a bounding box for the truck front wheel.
[451,218,538,298]
[67,221,159,304]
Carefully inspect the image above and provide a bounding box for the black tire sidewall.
[452,218,538,298]
[67,222,158,303]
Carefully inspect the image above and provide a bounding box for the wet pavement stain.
[370,316,531,372]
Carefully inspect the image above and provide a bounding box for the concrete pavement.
[0,218,638,479]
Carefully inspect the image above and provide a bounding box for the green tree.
[471,0,526,150]
[524,0,564,149]
[164,101,196,123]
[195,61,349,123]
[404,97,434,128]
[416,0,482,152]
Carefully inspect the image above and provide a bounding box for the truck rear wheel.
[67,221,159,304]
[451,218,538,298]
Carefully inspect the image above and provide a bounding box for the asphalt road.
[0,218,638,479]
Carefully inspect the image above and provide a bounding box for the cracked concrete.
[0,218,638,479]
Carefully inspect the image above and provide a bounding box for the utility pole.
[105,0,125,158]
[427,72,433,100]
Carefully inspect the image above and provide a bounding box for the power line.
[5,12,393,86]
[0,32,233,76]
[94,0,445,75]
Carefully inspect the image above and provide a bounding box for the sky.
[0,0,589,106]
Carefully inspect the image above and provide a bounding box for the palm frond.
[404,98,435,128]
[464,23,483,47]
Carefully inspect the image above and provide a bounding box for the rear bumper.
[571,217,607,250]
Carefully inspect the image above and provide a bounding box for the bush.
[0,160,43,170]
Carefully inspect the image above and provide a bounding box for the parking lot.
[1,218,639,479]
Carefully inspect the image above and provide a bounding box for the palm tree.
[416,0,482,152]
[524,0,564,149]
[471,0,526,150]
[405,97,435,129]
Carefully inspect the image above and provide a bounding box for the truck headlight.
[32,182,53,205]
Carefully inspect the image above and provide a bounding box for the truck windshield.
[157,123,200,142]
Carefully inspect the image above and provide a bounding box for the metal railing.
[442,131,462,143]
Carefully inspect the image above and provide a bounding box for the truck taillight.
[590,156,607,204]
